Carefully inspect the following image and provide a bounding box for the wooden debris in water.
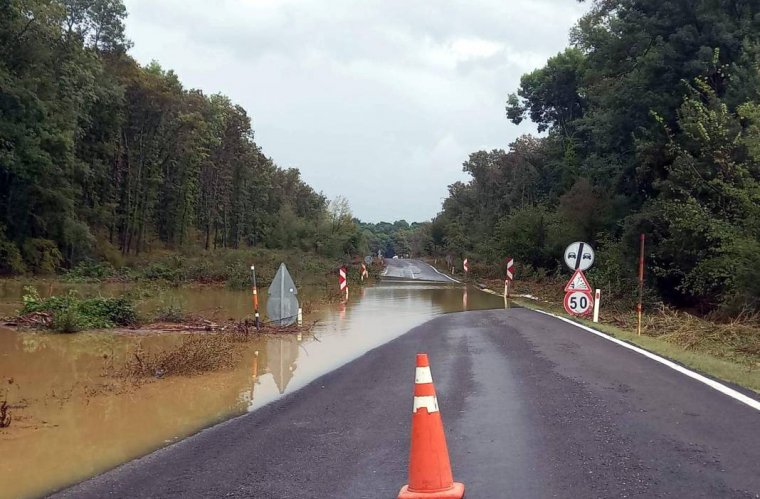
[137,317,316,336]
[0,401,11,428]
[4,311,315,336]
[3,312,53,329]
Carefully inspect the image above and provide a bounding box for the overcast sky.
[123,0,588,223]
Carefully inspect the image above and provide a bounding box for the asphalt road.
[54,308,760,498]
[381,258,459,283]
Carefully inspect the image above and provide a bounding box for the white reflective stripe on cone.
[415,367,433,384]
[413,395,439,413]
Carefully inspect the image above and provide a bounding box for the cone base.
[397,482,465,499]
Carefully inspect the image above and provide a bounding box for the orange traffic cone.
[398,353,465,499]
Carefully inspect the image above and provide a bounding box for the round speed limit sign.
[564,290,593,316]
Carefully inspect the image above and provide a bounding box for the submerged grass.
[115,320,314,380]
[121,334,240,379]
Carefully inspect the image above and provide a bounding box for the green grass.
[20,286,138,332]
[73,248,378,291]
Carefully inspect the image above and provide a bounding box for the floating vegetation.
[120,334,240,379]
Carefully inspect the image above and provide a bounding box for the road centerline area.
[382,258,460,283]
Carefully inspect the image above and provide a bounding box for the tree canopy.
[0,0,366,272]
[430,0,760,314]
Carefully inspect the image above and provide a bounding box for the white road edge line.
[534,310,760,412]
[425,262,461,283]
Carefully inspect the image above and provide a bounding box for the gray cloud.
[123,0,588,222]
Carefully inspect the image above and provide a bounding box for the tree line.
[0,0,365,274]
[358,220,433,258]
[425,0,760,314]
[5,0,759,314]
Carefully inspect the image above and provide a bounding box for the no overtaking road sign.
[564,241,595,271]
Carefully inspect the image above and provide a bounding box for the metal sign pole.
[280,264,285,326]
[637,234,645,335]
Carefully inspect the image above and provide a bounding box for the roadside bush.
[226,268,251,290]
[153,299,186,323]
[21,287,138,331]
[139,261,183,282]
[51,305,86,333]
[22,239,62,274]
[94,236,125,269]
[63,261,116,282]
[0,236,25,274]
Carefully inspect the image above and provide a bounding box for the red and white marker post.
[463,258,469,275]
[339,266,348,301]
[504,258,514,298]
[360,263,369,281]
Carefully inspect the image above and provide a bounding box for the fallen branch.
[0,401,11,428]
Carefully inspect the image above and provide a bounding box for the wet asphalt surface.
[381,258,458,283]
[53,306,760,498]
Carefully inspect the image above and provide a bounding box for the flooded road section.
[0,282,510,498]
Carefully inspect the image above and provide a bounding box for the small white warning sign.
[564,269,591,292]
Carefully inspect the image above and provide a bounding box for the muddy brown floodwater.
[0,281,511,498]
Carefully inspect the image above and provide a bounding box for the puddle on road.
[0,281,512,498]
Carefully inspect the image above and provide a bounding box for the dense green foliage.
[358,220,432,258]
[431,0,760,314]
[0,0,365,273]
[21,286,137,332]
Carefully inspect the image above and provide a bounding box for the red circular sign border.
[564,290,594,316]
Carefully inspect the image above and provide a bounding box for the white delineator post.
[251,265,260,330]
[297,307,303,326]
[593,288,601,323]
